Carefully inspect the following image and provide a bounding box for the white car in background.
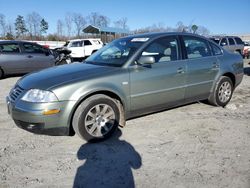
[64,38,103,60]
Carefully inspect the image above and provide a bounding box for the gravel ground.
[0,60,250,188]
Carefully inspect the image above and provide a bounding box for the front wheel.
[72,94,120,142]
[208,76,234,107]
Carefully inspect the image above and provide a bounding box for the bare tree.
[114,17,128,29]
[57,19,64,38]
[175,21,187,32]
[97,15,109,27]
[26,12,42,39]
[72,13,86,37]
[88,12,110,27]
[88,12,99,26]
[65,13,73,37]
[0,13,6,37]
[197,25,210,36]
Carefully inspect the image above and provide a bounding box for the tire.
[208,76,234,107]
[72,94,120,142]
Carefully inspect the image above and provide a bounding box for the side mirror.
[138,56,155,65]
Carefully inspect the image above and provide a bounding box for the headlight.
[21,89,58,103]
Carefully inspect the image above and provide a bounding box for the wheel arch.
[68,90,125,136]
[222,72,235,88]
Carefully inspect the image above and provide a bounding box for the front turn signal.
[43,109,60,115]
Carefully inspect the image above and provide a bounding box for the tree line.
[0,11,210,41]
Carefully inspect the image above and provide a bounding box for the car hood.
[17,63,119,90]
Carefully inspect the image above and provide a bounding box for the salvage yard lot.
[0,60,250,188]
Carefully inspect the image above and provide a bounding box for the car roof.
[210,36,241,39]
[121,32,210,41]
[68,38,101,42]
[0,40,36,44]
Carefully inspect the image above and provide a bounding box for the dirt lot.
[0,60,250,188]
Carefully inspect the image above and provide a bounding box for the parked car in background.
[64,38,103,60]
[243,41,250,59]
[0,41,55,79]
[209,36,244,55]
[7,32,243,142]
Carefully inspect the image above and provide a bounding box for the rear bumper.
[6,96,76,136]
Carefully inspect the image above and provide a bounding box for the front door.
[129,36,186,112]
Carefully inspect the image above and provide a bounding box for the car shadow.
[244,67,250,76]
[73,129,142,188]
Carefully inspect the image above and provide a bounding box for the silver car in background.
[0,41,55,79]
[209,36,244,55]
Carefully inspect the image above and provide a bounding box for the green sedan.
[6,32,244,141]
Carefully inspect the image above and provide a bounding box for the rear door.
[182,35,219,101]
[0,42,29,74]
[129,36,187,112]
[21,43,54,71]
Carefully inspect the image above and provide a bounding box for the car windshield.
[85,38,145,67]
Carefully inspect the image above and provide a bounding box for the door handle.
[177,68,185,74]
[27,55,33,58]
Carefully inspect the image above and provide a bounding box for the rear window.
[183,36,212,59]
[23,43,45,53]
[234,37,244,45]
[0,43,20,53]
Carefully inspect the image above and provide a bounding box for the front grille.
[9,85,24,102]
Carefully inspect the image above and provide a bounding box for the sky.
[0,0,250,35]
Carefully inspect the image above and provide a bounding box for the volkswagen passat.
[6,32,244,141]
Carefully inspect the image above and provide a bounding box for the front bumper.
[6,96,76,136]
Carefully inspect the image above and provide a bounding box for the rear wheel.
[72,94,120,142]
[208,76,233,107]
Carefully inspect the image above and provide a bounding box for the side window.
[183,36,211,59]
[220,38,228,46]
[0,43,20,53]
[84,40,92,46]
[140,36,179,63]
[23,43,45,53]
[234,37,244,45]
[211,43,222,56]
[228,38,235,45]
[71,41,83,47]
